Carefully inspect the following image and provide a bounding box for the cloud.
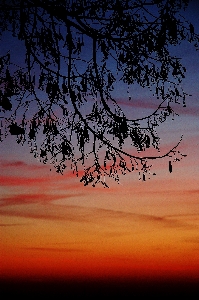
[137,189,199,197]
[0,204,98,224]
[116,98,158,110]
[0,193,84,207]
[0,158,49,170]
[0,160,28,168]
[0,171,82,187]
[90,207,195,229]
[86,207,199,230]
[0,175,51,186]
[0,192,198,230]
[184,237,199,244]
[0,157,88,189]
[0,198,91,223]
[116,97,199,117]
[165,212,199,219]
[0,209,68,221]
[0,223,28,227]
[22,247,86,253]
[183,190,199,195]
[176,104,199,117]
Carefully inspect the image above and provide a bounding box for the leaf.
[62,83,68,94]
[9,123,25,135]
[40,149,47,158]
[29,120,37,139]
[61,140,72,156]
[190,23,194,34]
[0,96,12,111]
[6,69,11,80]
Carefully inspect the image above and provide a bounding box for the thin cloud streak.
[0,160,28,168]
[22,247,86,253]
[0,209,77,222]
[0,158,50,171]
[0,175,51,186]
[0,223,28,227]
[184,237,199,244]
[117,97,199,117]
[0,193,84,207]
[0,161,85,187]
[0,173,80,187]
[0,202,197,230]
[91,207,198,229]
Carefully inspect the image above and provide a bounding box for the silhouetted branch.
[0,0,197,186]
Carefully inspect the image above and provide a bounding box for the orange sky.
[1,133,199,286]
[0,119,199,297]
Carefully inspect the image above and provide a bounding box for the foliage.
[0,0,198,187]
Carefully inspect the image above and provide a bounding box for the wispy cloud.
[117,97,199,117]
[183,190,199,195]
[0,223,28,227]
[0,160,28,168]
[176,104,199,117]
[90,207,198,229]
[0,175,52,186]
[0,171,82,187]
[0,158,49,170]
[116,98,158,110]
[0,193,84,207]
[0,200,196,230]
[0,205,97,224]
[184,237,199,244]
[22,247,86,253]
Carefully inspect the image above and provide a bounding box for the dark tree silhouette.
[0,0,198,187]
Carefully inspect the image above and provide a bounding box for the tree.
[0,0,198,187]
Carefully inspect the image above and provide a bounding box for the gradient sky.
[1,0,199,294]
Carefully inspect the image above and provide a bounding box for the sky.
[0,0,199,296]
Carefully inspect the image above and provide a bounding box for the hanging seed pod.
[143,173,146,181]
[169,161,172,173]
[1,96,12,111]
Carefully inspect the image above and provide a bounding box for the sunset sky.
[0,0,199,296]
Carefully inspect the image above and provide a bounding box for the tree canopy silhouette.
[0,0,198,187]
